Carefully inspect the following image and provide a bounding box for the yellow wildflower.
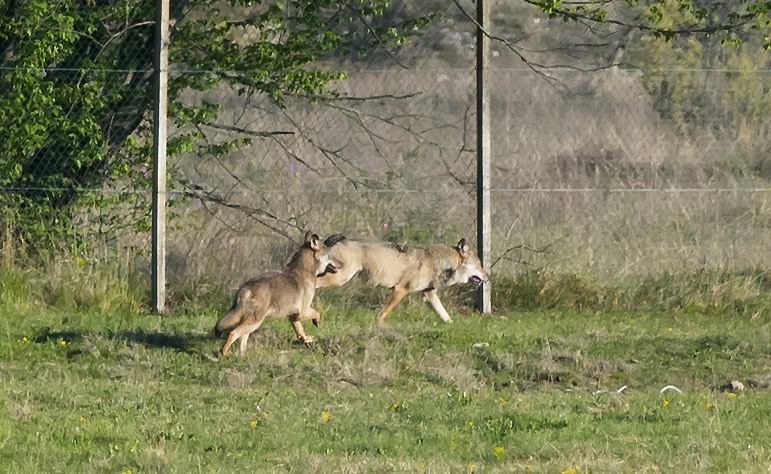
[60,340,67,346]
[493,446,505,458]
[561,469,578,474]
[728,393,736,398]
[321,411,330,422]
[661,400,669,407]
[250,420,258,427]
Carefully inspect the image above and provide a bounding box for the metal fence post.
[476,0,492,314]
[152,0,169,314]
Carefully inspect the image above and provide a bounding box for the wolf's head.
[451,238,490,286]
[304,231,342,276]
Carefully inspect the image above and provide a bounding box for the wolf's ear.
[456,238,469,255]
[303,230,314,244]
[309,233,321,251]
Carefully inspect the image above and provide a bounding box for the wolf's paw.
[302,335,314,344]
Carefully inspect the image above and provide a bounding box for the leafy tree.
[536,0,771,179]
[622,2,771,176]
[0,0,434,253]
[0,0,768,255]
[521,0,770,47]
[460,0,769,181]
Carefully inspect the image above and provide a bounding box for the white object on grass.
[660,385,683,394]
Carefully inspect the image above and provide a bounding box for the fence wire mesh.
[1,1,769,291]
[168,66,771,287]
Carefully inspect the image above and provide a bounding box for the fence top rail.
[2,186,770,194]
[3,66,771,74]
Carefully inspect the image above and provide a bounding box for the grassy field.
[2,276,771,473]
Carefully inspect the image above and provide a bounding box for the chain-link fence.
[167,65,771,288]
[2,1,769,291]
[0,1,158,263]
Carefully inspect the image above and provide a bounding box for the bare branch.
[319,92,421,102]
[521,0,756,36]
[275,108,365,187]
[491,243,553,269]
[318,97,475,187]
[451,0,567,91]
[202,123,294,137]
[348,5,411,70]
[184,187,298,242]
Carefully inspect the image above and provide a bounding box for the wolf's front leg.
[306,307,322,327]
[290,311,317,343]
[220,331,238,356]
[239,333,250,354]
[423,289,453,323]
[305,307,322,332]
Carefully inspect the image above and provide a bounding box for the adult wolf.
[214,231,339,356]
[316,236,489,324]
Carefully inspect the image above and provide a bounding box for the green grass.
[2,292,771,473]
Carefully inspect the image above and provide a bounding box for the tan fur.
[316,237,489,324]
[214,231,339,356]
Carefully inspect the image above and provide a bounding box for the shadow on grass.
[33,326,214,356]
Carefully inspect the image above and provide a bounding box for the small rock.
[729,380,745,393]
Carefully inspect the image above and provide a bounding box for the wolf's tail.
[324,233,346,248]
[214,305,242,339]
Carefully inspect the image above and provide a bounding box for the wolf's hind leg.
[377,286,408,324]
[220,318,265,356]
